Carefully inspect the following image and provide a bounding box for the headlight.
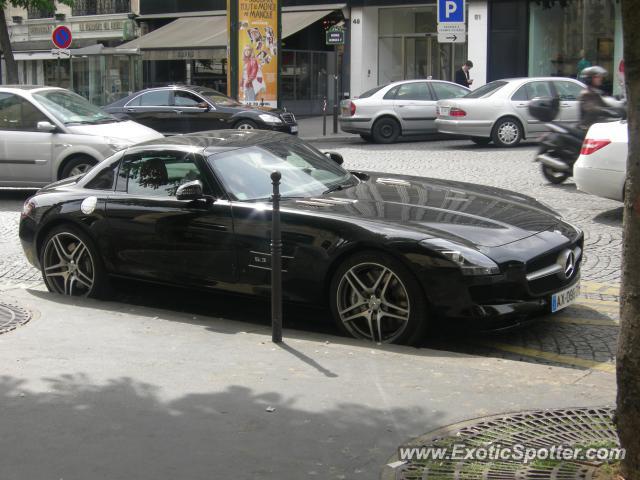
[420,239,500,276]
[259,114,283,124]
[106,138,131,151]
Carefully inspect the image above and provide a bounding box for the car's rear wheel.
[492,118,523,147]
[471,137,491,146]
[40,225,108,298]
[235,119,258,130]
[372,117,401,144]
[60,155,97,179]
[330,251,427,345]
[541,164,570,184]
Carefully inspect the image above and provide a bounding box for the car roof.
[0,85,64,93]
[130,130,296,155]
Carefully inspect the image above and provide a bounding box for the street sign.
[51,48,71,57]
[438,0,465,23]
[437,23,466,43]
[326,27,344,45]
[52,25,72,49]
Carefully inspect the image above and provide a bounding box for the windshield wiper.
[64,120,98,125]
[323,181,356,195]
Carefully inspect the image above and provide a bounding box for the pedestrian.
[455,60,473,88]
[576,49,591,78]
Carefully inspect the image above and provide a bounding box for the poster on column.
[237,0,278,107]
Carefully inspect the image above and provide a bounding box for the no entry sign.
[52,26,72,49]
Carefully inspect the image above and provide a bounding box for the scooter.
[529,96,625,184]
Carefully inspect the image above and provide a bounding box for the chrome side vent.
[376,178,411,187]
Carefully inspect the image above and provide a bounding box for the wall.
[349,5,378,97]
[467,0,487,87]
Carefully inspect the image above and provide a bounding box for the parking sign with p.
[438,0,465,23]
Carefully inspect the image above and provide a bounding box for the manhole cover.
[384,407,619,480]
[0,302,31,334]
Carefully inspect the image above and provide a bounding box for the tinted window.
[138,90,172,107]
[553,81,583,101]
[431,82,469,100]
[119,151,207,197]
[465,81,508,99]
[358,85,387,99]
[511,85,529,101]
[395,82,432,101]
[174,91,203,107]
[383,86,400,99]
[86,161,119,190]
[0,93,48,131]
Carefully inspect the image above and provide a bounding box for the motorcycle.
[529,96,626,184]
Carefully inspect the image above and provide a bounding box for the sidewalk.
[0,287,615,480]
[297,115,357,142]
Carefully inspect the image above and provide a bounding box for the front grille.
[525,237,583,295]
[280,112,296,125]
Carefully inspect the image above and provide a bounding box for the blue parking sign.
[438,0,465,23]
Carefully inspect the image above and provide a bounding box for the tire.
[541,164,570,184]
[491,117,523,147]
[40,224,109,299]
[235,119,259,130]
[329,250,428,345]
[372,117,401,144]
[360,133,373,142]
[60,156,97,179]
[471,137,491,146]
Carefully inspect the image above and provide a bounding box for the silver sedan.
[339,80,470,143]
[435,77,586,147]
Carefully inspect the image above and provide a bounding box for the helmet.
[580,65,608,86]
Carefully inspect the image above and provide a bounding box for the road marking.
[477,341,615,373]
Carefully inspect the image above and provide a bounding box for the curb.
[301,135,359,143]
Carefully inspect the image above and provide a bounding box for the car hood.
[65,120,164,144]
[285,173,563,248]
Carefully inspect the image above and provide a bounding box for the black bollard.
[270,170,283,343]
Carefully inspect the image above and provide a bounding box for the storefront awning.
[118,9,335,52]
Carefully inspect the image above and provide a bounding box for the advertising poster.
[236,0,279,107]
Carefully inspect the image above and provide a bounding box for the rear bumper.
[574,164,624,201]
[435,118,493,137]
[339,117,373,134]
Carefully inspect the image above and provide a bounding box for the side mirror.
[37,121,57,132]
[176,180,204,201]
[324,151,344,165]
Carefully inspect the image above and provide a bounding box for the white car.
[574,120,628,201]
[0,86,164,188]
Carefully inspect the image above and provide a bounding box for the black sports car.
[103,85,298,136]
[19,131,582,345]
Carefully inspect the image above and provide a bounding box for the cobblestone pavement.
[0,138,623,371]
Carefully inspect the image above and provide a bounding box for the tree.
[0,1,73,84]
[618,1,640,479]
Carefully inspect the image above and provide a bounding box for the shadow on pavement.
[0,374,441,479]
[593,206,623,226]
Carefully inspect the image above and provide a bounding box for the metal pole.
[333,47,339,134]
[270,170,283,344]
[323,96,327,136]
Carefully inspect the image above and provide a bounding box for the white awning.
[118,9,335,51]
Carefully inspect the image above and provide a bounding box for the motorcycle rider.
[578,66,624,131]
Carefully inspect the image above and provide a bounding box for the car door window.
[174,91,204,107]
[526,81,553,100]
[430,82,468,100]
[383,86,400,100]
[395,82,433,101]
[553,81,583,101]
[138,90,172,107]
[118,151,209,197]
[511,85,529,101]
[0,93,48,131]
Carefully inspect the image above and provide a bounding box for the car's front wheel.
[235,119,258,130]
[330,251,428,345]
[40,225,108,298]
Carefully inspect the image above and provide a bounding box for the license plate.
[439,107,450,116]
[290,126,298,133]
[551,282,581,313]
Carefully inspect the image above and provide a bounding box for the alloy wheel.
[237,122,255,130]
[68,163,92,177]
[336,262,411,343]
[497,121,520,145]
[42,232,95,296]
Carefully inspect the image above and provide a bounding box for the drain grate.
[384,407,618,480]
[0,302,31,334]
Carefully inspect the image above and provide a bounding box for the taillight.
[449,108,466,117]
[580,139,611,155]
[21,199,36,219]
[349,101,356,116]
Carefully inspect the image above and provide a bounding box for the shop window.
[0,93,48,131]
[553,81,584,101]
[138,90,172,107]
[72,0,131,16]
[395,82,432,101]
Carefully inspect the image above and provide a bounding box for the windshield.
[199,89,242,107]
[208,141,357,201]
[464,81,508,99]
[33,89,116,125]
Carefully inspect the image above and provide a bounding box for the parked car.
[574,120,627,201]
[20,130,582,345]
[103,85,298,136]
[0,86,163,188]
[435,77,586,147]
[339,80,470,143]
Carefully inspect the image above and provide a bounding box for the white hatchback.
[574,120,628,201]
[0,86,163,188]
